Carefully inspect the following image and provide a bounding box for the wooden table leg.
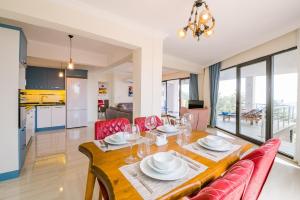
[85,165,96,200]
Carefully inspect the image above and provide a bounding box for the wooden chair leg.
[85,166,96,200]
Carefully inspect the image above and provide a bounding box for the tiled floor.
[0,125,299,200]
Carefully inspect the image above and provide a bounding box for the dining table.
[79,130,253,200]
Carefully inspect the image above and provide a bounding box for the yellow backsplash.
[20,90,66,103]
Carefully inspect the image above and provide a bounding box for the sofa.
[105,103,133,123]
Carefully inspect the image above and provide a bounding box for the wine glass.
[145,116,157,131]
[124,124,140,164]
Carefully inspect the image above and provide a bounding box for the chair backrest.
[190,160,254,200]
[134,116,163,132]
[180,107,209,131]
[241,138,281,200]
[94,118,130,140]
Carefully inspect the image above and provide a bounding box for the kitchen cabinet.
[36,105,66,131]
[25,107,35,145]
[51,106,66,127]
[19,127,26,169]
[19,30,27,65]
[37,106,52,129]
[26,66,65,90]
[66,69,88,79]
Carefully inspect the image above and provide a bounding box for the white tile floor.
[0,125,299,200]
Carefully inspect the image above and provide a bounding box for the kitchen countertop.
[20,103,66,107]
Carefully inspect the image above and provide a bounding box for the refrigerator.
[67,78,87,128]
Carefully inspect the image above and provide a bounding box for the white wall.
[222,31,297,69]
[112,72,133,105]
[0,27,20,174]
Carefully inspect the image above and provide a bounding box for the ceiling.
[77,0,300,67]
[0,17,131,59]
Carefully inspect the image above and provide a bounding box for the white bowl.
[163,125,177,132]
[152,152,175,170]
[110,132,125,142]
[203,135,224,147]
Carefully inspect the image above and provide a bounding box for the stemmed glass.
[124,124,140,164]
[145,116,157,145]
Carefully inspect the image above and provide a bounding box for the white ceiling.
[77,0,300,66]
[0,17,131,58]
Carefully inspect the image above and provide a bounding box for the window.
[216,68,237,133]
[162,78,190,117]
[272,49,298,156]
[216,47,298,158]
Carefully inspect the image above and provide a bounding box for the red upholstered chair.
[134,116,163,132]
[94,118,130,140]
[189,160,254,200]
[241,138,281,200]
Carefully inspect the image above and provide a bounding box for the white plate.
[146,156,182,174]
[197,138,233,152]
[156,126,178,133]
[202,136,229,148]
[140,155,189,180]
[104,135,127,145]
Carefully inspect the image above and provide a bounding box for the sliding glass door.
[216,47,298,158]
[240,61,267,142]
[272,49,298,157]
[216,68,237,133]
[162,78,190,117]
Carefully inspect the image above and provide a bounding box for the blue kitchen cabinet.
[18,128,26,169]
[19,30,27,65]
[47,68,65,90]
[66,69,88,79]
[26,66,65,90]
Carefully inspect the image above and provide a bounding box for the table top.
[79,131,253,200]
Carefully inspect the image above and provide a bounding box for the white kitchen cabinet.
[25,107,35,145]
[37,106,52,129]
[51,106,66,127]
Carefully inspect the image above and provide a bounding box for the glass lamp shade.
[199,9,212,24]
[68,59,74,70]
[177,28,187,39]
[58,71,64,78]
[204,29,214,37]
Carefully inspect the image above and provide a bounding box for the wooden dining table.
[79,130,253,200]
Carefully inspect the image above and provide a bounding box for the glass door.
[216,68,237,133]
[272,49,298,156]
[180,79,190,108]
[161,82,167,115]
[239,61,267,142]
[166,80,180,117]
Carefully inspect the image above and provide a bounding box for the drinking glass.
[124,124,140,164]
[137,137,151,158]
[145,116,157,131]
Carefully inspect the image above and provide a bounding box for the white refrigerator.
[67,78,87,128]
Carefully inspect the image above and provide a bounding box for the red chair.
[241,138,281,200]
[94,118,130,140]
[134,116,163,132]
[181,160,253,200]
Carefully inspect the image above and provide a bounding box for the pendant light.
[68,35,74,70]
[58,63,64,78]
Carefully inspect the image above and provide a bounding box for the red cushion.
[134,116,163,132]
[241,138,281,200]
[94,118,130,140]
[190,160,254,200]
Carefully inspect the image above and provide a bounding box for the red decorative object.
[190,160,254,200]
[134,116,163,132]
[94,118,130,140]
[241,138,281,200]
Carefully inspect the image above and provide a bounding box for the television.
[188,100,204,109]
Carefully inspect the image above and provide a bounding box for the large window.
[161,78,190,117]
[272,49,298,156]
[216,68,237,133]
[216,47,298,158]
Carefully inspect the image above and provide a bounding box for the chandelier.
[178,0,215,40]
